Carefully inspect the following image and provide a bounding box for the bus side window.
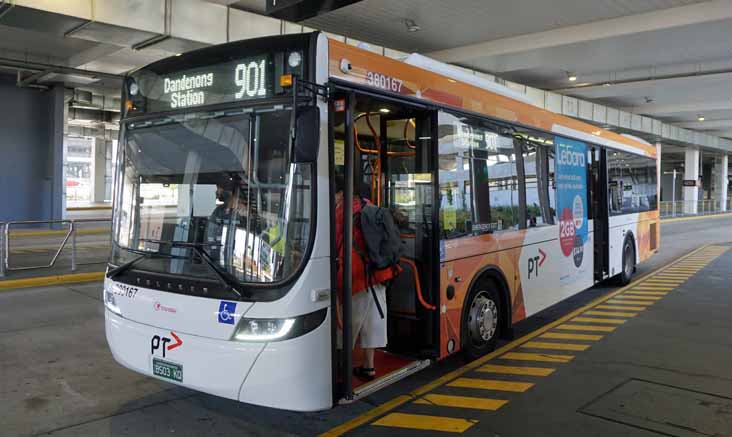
[521,140,556,227]
[437,111,519,237]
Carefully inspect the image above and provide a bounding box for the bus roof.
[327,39,656,158]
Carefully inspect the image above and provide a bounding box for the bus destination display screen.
[128,51,303,113]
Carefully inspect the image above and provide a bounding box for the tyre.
[462,281,501,361]
[618,237,635,285]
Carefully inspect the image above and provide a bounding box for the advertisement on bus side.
[555,136,589,285]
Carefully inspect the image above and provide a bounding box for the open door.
[331,90,437,402]
[591,147,609,280]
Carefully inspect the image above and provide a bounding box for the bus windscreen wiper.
[139,239,247,299]
[107,253,148,279]
[107,248,178,279]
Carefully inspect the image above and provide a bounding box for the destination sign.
[127,50,303,114]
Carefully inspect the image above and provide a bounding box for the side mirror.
[292,106,319,163]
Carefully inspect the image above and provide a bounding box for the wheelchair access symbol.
[217,301,237,325]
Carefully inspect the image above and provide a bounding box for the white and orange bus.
[105,32,659,411]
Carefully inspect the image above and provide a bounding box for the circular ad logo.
[572,194,584,231]
[559,208,576,257]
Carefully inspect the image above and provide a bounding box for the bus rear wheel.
[462,283,500,361]
[618,238,635,285]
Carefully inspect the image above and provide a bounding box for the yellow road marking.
[521,341,589,351]
[613,295,661,301]
[625,291,668,296]
[320,245,717,437]
[652,277,689,281]
[320,395,413,437]
[540,332,603,341]
[8,227,109,237]
[664,269,699,273]
[0,272,105,290]
[414,394,508,411]
[477,364,555,376]
[572,317,626,324]
[372,413,476,433]
[661,212,732,223]
[586,310,639,317]
[448,378,534,392]
[628,286,673,291]
[605,300,651,307]
[500,352,574,363]
[556,324,616,332]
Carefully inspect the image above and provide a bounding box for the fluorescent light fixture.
[567,72,577,82]
[379,108,391,113]
[403,18,420,32]
[698,115,705,121]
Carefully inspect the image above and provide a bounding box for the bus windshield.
[111,107,313,287]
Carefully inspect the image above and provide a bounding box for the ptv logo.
[151,332,183,358]
[528,249,547,279]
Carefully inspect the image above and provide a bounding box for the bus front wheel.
[462,282,500,361]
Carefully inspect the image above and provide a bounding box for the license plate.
[152,358,183,382]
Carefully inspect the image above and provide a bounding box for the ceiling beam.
[66,44,126,69]
[676,120,732,130]
[427,0,732,64]
[620,101,732,116]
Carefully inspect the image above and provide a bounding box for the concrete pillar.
[716,155,729,212]
[683,148,700,214]
[91,138,107,203]
[656,142,662,203]
[48,85,66,222]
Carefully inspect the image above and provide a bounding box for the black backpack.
[353,199,405,319]
[358,200,405,270]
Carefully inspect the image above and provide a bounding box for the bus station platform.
[2,214,732,436]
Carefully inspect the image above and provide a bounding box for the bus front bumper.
[105,308,332,411]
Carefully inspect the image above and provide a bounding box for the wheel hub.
[468,292,498,343]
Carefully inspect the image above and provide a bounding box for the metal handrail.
[659,199,731,218]
[1,218,111,277]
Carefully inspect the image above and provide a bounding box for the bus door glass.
[381,112,438,355]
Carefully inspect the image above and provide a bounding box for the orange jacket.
[335,198,399,297]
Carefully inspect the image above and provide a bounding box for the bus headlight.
[233,308,327,343]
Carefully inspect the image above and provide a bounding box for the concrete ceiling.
[1,0,730,145]
[301,0,732,140]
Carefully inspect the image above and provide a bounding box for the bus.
[104,32,659,412]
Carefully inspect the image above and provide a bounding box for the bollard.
[71,222,77,272]
[0,223,5,278]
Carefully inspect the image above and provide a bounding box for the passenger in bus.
[207,181,254,261]
[335,175,399,381]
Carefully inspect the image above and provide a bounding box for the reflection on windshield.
[112,108,313,285]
